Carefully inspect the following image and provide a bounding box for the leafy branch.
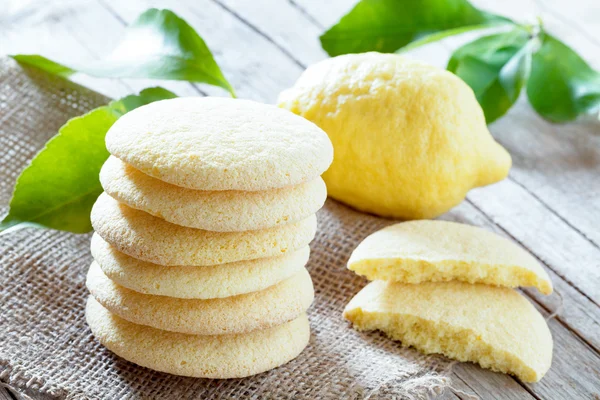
[1,8,234,234]
[0,88,177,234]
[12,8,235,96]
[320,0,600,123]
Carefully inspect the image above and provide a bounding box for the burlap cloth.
[0,57,453,399]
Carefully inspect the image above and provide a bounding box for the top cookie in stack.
[85,97,333,379]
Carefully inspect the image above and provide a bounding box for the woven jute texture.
[0,57,453,400]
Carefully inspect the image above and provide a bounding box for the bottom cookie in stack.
[85,297,310,379]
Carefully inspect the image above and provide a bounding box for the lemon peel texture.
[278,52,511,219]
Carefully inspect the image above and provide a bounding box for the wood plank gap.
[514,379,544,400]
[0,387,16,400]
[526,289,600,355]
[208,0,308,69]
[507,171,600,249]
[287,0,325,29]
[96,0,128,26]
[451,373,482,399]
[187,84,209,96]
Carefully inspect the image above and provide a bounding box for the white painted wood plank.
[215,0,451,88]
[451,363,536,400]
[214,0,327,66]
[447,198,600,352]
[0,1,131,98]
[467,179,600,303]
[539,0,600,49]
[528,312,600,399]
[291,0,351,28]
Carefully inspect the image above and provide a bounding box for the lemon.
[278,52,511,220]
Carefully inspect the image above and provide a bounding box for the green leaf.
[447,28,532,123]
[0,87,177,234]
[11,55,76,78]
[111,87,177,116]
[397,24,503,53]
[320,0,510,56]
[11,8,235,96]
[527,32,600,122]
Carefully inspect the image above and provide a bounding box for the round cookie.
[91,193,317,266]
[104,97,334,191]
[100,156,327,232]
[86,262,314,335]
[86,297,310,378]
[91,234,310,299]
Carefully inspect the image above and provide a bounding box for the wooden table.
[1,0,599,399]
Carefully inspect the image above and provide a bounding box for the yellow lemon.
[278,52,511,219]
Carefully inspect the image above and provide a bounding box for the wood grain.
[456,0,600,252]
[0,3,131,98]
[448,201,600,399]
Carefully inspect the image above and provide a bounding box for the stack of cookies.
[85,97,333,378]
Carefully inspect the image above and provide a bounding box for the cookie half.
[343,280,553,382]
[100,156,327,232]
[348,220,552,294]
[86,297,310,378]
[91,234,309,299]
[91,193,317,266]
[104,97,333,191]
